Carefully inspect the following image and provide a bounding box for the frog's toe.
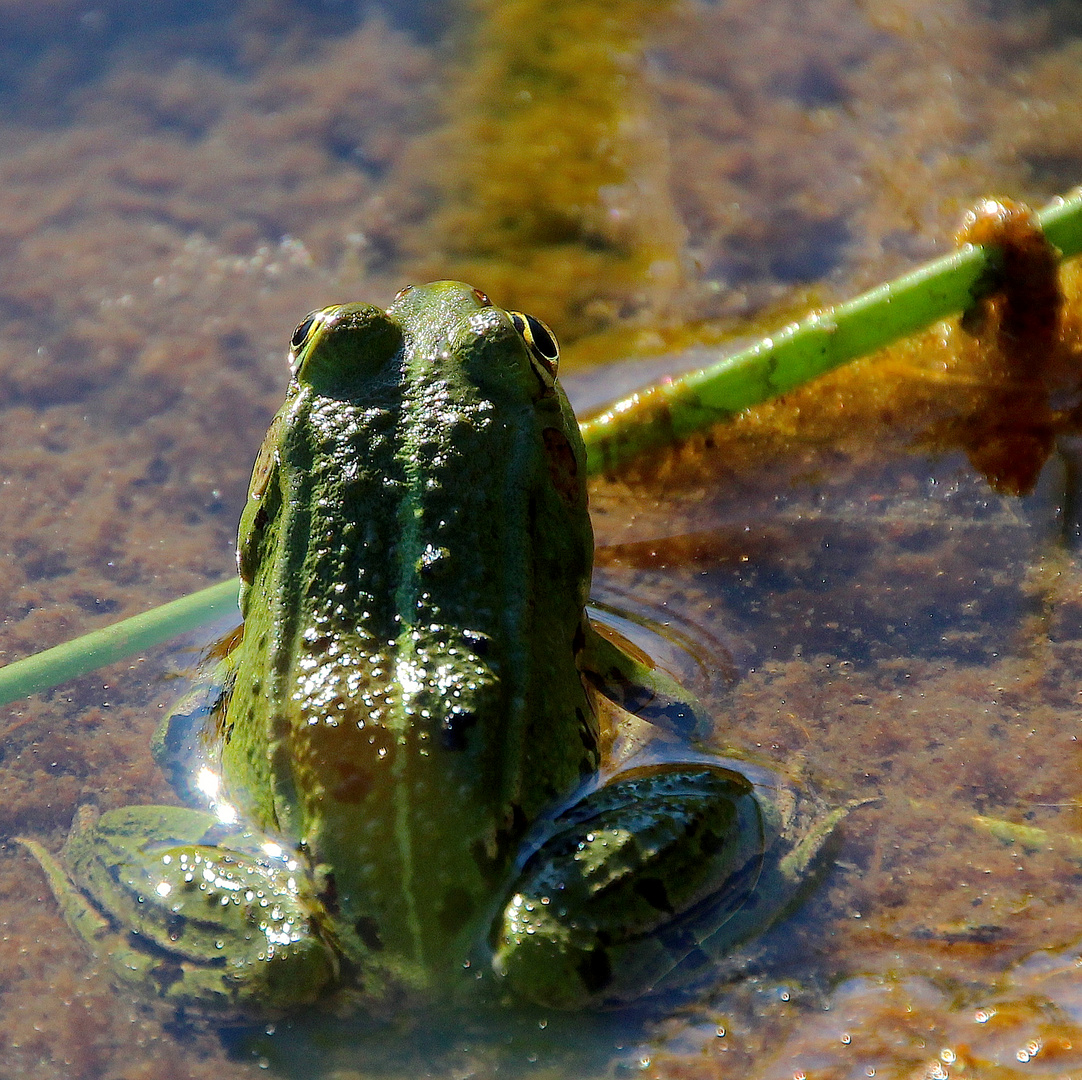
[26,805,340,1015]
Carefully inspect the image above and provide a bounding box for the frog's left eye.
[508,311,559,389]
[291,310,322,350]
[289,308,334,375]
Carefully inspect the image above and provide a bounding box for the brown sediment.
[958,198,1063,365]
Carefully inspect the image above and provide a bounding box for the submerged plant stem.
[5,190,1082,702]
[0,580,239,707]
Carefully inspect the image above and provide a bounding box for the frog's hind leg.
[18,804,338,1016]
[491,763,767,1009]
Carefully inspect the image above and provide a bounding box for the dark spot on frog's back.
[318,872,339,915]
[577,706,599,772]
[542,427,581,506]
[472,804,527,881]
[577,947,612,994]
[148,960,186,996]
[163,911,187,943]
[699,827,724,856]
[633,876,673,913]
[440,708,477,751]
[331,760,371,804]
[354,915,383,952]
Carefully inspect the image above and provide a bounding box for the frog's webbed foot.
[582,621,710,740]
[492,763,767,1008]
[17,804,338,1016]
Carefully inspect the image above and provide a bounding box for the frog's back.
[223,283,598,979]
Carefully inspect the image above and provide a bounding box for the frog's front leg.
[492,764,768,1009]
[18,804,339,1015]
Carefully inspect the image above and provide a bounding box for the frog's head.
[279,282,588,550]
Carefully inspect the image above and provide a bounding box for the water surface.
[2,1,1082,1077]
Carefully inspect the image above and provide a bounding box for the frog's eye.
[289,307,340,376]
[471,287,492,307]
[393,284,415,303]
[291,310,322,351]
[508,311,559,389]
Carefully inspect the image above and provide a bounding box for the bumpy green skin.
[20,282,832,1015]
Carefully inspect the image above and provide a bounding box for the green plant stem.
[581,190,1082,475]
[5,190,1082,704]
[0,580,240,707]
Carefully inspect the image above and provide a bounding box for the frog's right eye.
[508,310,559,390]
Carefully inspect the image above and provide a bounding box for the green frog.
[20,282,835,1016]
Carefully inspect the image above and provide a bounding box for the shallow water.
[3,1,1082,1077]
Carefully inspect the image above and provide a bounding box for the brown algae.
[404,0,685,339]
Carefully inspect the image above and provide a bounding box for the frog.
[18,281,838,1017]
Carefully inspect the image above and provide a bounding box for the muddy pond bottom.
[7,365,1082,1080]
[581,426,1082,1080]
